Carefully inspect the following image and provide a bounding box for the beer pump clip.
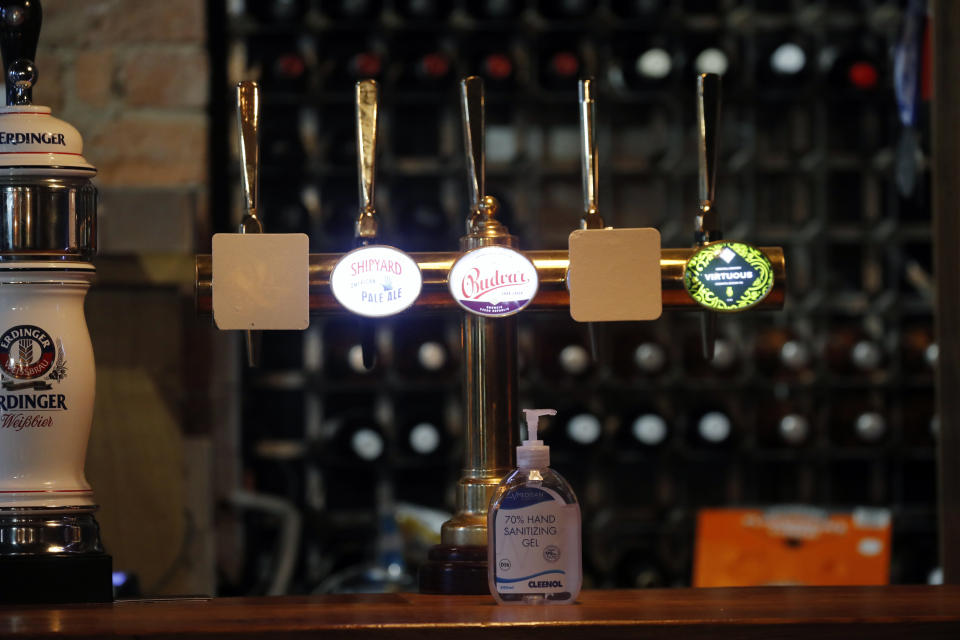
[447,77,539,318]
[567,79,663,324]
[329,79,423,367]
[212,81,310,359]
[683,74,776,358]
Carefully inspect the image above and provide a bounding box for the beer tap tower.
[0,0,111,604]
[196,74,785,594]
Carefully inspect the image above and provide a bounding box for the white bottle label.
[493,486,580,596]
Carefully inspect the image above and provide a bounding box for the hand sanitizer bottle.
[488,408,582,604]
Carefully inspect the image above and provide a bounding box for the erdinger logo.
[0,325,55,380]
[0,131,67,146]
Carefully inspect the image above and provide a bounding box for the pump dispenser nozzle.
[518,408,557,469]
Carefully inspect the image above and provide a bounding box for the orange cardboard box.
[694,506,891,587]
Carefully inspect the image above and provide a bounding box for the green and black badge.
[684,241,774,311]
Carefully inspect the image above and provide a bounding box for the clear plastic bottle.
[488,409,582,604]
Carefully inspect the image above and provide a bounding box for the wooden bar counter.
[2,587,959,639]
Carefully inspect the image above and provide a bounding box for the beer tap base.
[0,505,113,603]
[418,544,489,595]
[0,553,113,604]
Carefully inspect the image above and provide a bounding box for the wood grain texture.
[1,587,959,639]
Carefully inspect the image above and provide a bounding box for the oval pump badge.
[331,245,423,317]
[683,241,774,311]
[448,246,539,317]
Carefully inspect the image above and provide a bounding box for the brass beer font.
[195,74,787,593]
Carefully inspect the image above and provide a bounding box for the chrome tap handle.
[460,76,485,215]
[355,79,379,242]
[354,79,380,370]
[694,74,721,361]
[579,78,603,230]
[236,81,263,367]
[695,73,721,245]
[237,81,263,234]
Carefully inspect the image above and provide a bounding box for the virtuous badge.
[683,241,774,311]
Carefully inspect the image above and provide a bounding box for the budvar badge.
[449,246,539,318]
[330,245,423,318]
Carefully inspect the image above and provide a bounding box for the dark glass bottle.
[538,44,583,92]
[754,326,814,381]
[393,392,451,463]
[392,316,456,380]
[321,319,382,382]
[757,36,812,91]
[621,409,670,449]
[822,41,885,94]
[828,394,888,447]
[824,324,886,377]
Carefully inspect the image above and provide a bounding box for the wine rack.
[210,0,936,592]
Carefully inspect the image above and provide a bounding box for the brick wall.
[39,0,208,254]
[30,0,218,596]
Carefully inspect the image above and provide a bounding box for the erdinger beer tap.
[0,0,112,604]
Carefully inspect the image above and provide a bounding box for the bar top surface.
[2,586,959,639]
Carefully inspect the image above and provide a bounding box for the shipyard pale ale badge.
[331,245,423,317]
[449,246,539,317]
[683,241,774,311]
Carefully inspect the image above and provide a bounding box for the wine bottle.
[822,42,884,93]
[394,393,451,462]
[691,46,730,77]
[321,319,380,380]
[754,326,813,380]
[253,37,313,92]
[824,324,886,376]
[829,396,887,446]
[317,403,388,467]
[608,325,669,379]
[628,412,670,448]
[684,333,739,378]
[901,322,937,375]
[539,45,582,92]
[695,409,732,446]
[757,37,811,90]
[392,316,456,378]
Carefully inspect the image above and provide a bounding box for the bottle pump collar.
[518,408,556,469]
